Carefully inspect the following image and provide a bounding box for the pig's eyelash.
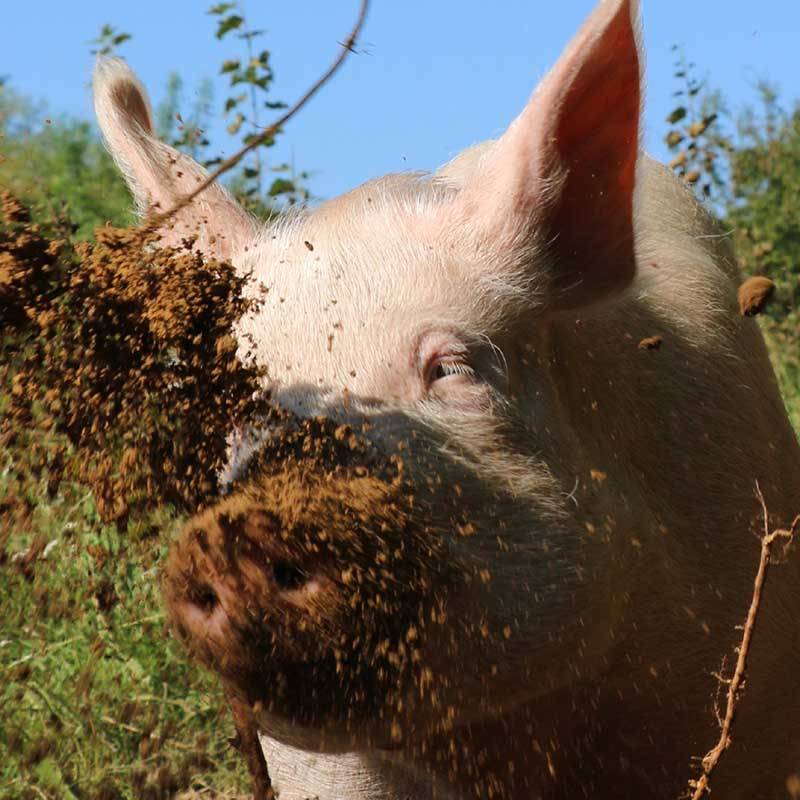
[415,333,479,390]
[432,359,476,381]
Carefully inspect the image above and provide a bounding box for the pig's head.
[96,0,644,752]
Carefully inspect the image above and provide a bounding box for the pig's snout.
[182,548,317,619]
[162,461,467,739]
[174,551,314,636]
[162,501,345,683]
[176,580,228,644]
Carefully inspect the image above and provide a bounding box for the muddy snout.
[161,456,464,731]
[162,500,339,677]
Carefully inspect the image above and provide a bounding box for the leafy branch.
[90,25,131,58]
[664,45,730,202]
[153,0,370,228]
[209,2,303,208]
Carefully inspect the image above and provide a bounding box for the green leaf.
[220,59,241,74]
[216,14,244,39]
[208,2,235,15]
[268,177,296,197]
[34,759,79,799]
[226,113,244,135]
[667,107,687,124]
[244,131,274,147]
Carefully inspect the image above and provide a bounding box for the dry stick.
[689,483,799,799]
[149,0,370,229]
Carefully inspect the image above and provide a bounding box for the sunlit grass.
[0,453,249,800]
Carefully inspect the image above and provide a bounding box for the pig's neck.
[259,690,688,800]
[259,605,800,800]
[257,690,698,800]
[258,733,460,800]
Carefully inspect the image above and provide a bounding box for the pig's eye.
[418,335,484,402]
[429,357,476,384]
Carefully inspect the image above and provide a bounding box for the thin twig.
[150,0,370,228]
[100,714,143,734]
[118,611,165,629]
[688,482,798,799]
[2,635,85,673]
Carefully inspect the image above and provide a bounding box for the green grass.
[763,327,800,435]
[0,450,250,800]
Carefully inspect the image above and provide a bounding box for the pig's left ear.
[93,57,254,260]
[458,0,641,309]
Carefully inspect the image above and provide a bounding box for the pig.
[93,0,800,797]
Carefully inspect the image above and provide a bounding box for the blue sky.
[3,1,799,202]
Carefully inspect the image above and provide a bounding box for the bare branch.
[688,482,798,799]
[149,0,370,227]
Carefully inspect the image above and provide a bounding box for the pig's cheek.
[427,378,494,414]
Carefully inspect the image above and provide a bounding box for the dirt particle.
[638,335,663,351]
[390,721,402,742]
[0,193,269,522]
[94,579,119,613]
[738,275,775,317]
[590,469,607,484]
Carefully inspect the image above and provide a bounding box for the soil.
[1,192,269,524]
[738,275,775,317]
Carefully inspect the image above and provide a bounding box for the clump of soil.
[738,275,775,317]
[638,334,663,351]
[0,192,268,523]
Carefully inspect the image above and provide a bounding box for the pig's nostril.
[272,561,306,591]
[192,584,219,613]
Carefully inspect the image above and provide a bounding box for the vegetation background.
[1,2,799,798]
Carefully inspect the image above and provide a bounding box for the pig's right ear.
[93,57,254,260]
[455,0,642,310]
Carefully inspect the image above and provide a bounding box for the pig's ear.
[93,57,254,260]
[458,0,641,309]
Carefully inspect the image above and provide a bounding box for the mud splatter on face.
[161,412,489,751]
